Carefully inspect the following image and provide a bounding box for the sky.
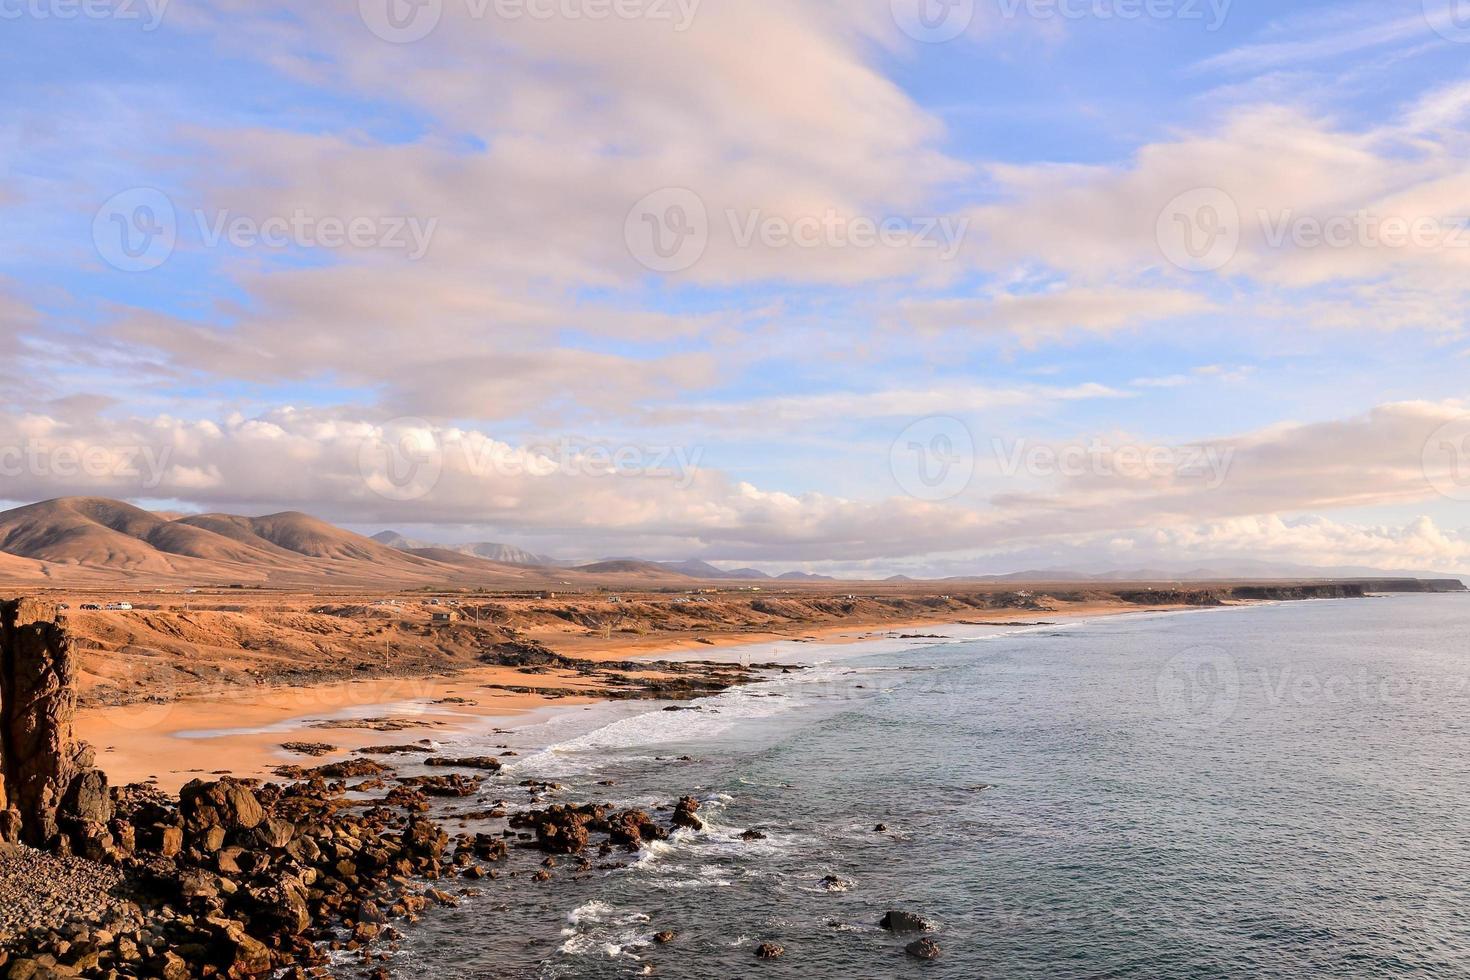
[2,0,1470,576]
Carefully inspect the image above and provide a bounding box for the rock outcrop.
[0,598,112,852]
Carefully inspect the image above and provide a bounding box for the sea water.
[396,594,1470,978]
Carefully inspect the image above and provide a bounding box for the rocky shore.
[0,598,796,978]
[0,766,737,978]
[0,846,127,940]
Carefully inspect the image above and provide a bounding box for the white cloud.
[963,91,1470,336]
[0,399,1465,567]
[1118,514,1470,572]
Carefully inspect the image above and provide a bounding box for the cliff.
[0,598,112,852]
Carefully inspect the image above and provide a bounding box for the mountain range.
[369,531,554,568]
[371,540,783,581]
[0,498,706,588]
[0,498,1460,589]
[0,498,829,588]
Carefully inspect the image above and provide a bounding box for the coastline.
[12,590,1465,976]
[77,601,1196,792]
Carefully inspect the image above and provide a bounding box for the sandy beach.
[76,601,1183,792]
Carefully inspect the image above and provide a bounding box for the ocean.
[393,594,1470,978]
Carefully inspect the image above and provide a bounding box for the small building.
[432,611,459,624]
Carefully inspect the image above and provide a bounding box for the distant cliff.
[1113,579,1465,607]
[1352,578,1469,593]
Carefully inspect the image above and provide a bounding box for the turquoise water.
[399,595,1470,978]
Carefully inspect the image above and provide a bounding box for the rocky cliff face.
[0,598,112,851]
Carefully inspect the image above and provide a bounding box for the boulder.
[671,796,704,831]
[245,876,312,936]
[157,951,191,980]
[205,918,272,977]
[61,769,112,825]
[180,779,267,835]
[879,910,935,934]
[531,806,592,854]
[607,809,666,849]
[249,816,295,850]
[905,937,941,960]
[402,818,448,860]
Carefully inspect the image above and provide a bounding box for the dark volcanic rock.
[280,741,336,757]
[425,756,503,772]
[671,796,704,831]
[396,773,484,797]
[519,804,602,855]
[755,942,785,959]
[180,777,267,836]
[478,639,570,668]
[605,809,667,850]
[62,767,113,825]
[274,758,391,780]
[905,937,942,960]
[880,910,935,934]
[0,599,111,851]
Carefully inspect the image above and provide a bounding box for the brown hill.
[177,512,402,563]
[0,497,697,590]
[0,498,257,574]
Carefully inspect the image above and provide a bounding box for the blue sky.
[2,0,1469,575]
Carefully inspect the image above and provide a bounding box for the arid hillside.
[0,498,689,589]
[43,581,1445,709]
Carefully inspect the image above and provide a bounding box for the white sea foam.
[501,670,846,777]
[558,901,653,959]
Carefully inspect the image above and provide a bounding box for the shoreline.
[77,601,1197,792]
[13,590,1461,976]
